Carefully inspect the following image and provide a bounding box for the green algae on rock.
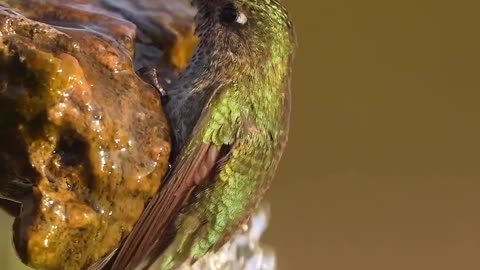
[0,1,180,268]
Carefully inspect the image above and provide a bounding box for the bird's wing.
[110,144,222,270]
[106,89,235,270]
[87,142,222,270]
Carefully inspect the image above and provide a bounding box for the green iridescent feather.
[107,0,296,269]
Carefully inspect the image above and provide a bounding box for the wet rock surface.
[0,0,197,269]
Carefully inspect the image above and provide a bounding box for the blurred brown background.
[265,0,480,270]
[2,0,480,269]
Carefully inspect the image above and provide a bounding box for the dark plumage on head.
[190,0,293,66]
[167,0,295,155]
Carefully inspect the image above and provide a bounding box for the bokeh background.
[265,1,480,269]
[2,0,480,269]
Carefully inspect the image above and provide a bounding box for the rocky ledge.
[0,0,197,269]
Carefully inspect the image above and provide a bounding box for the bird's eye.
[220,3,247,25]
[220,3,238,23]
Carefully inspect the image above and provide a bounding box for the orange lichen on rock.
[0,0,202,268]
[0,3,172,269]
[170,27,199,73]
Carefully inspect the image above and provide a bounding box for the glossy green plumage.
[108,1,295,269]
[158,1,295,268]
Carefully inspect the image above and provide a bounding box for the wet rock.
[0,0,197,269]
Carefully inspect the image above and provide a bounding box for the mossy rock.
[0,0,198,269]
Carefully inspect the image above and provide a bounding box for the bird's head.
[190,0,295,70]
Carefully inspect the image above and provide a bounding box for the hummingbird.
[108,0,296,269]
